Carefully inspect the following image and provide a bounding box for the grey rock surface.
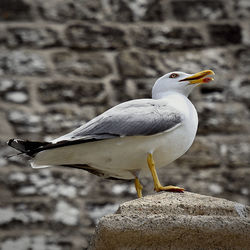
[90,192,250,250]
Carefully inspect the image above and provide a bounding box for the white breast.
[140,94,198,176]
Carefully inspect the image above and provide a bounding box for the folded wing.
[53,99,183,142]
[8,99,183,156]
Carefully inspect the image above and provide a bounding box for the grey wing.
[53,99,183,143]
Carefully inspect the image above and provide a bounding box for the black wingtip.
[6,139,28,159]
[7,138,50,156]
[7,138,15,146]
[7,138,27,153]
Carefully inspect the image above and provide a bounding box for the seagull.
[8,70,215,198]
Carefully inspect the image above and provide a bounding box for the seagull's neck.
[152,91,188,100]
[153,91,198,125]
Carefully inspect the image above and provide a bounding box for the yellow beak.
[179,70,215,85]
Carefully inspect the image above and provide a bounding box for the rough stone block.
[110,78,153,105]
[161,48,232,74]
[230,77,250,108]
[0,0,32,21]
[6,27,61,48]
[38,81,107,105]
[6,106,97,138]
[126,79,153,99]
[0,205,45,226]
[198,81,225,102]
[234,0,250,19]
[0,51,48,76]
[38,0,164,23]
[104,0,163,22]
[0,112,15,142]
[42,107,89,135]
[7,110,42,136]
[0,79,29,104]
[38,0,103,22]
[196,102,250,134]
[7,109,74,137]
[53,200,80,226]
[52,51,112,78]
[208,24,242,45]
[6,168,83,199]
[235,48,250,73]
[0,27,7,45]
[65,24,127,50]
[0,235,67,250]
[171,0,227,21]
[90,192,250,250]
[117,51,163,78]
[176,136,221,168]
[131,26,204,51]
[109,79,131,105]
[220,167,250,199]
[225,137,250,168]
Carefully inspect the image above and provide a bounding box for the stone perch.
[90,192,250,250]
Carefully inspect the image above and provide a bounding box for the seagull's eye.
[169,73,179,79]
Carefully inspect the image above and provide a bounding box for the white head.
[152,70,215,99]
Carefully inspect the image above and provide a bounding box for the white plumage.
[32,92,198,180]
[8,70,214,197]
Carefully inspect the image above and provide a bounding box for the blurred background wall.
[0,0,249,249]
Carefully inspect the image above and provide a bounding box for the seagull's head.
[152,70,215,99]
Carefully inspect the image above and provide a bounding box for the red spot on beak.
[202,77,212,83]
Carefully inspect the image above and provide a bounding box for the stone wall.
[0,0,249,249]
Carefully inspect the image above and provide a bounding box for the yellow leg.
[147,153,184,193]
[134,177,143,198]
